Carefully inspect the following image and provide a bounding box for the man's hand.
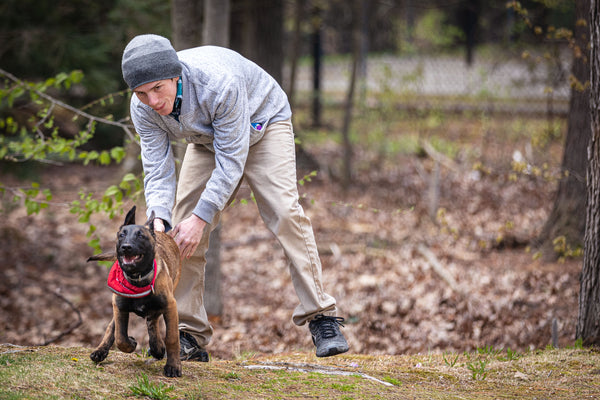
[170,214,207,259]
[153,218,166,232]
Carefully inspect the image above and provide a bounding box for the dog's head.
[115,206,158,281]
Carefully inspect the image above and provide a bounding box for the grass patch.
[129,373,174,400]
[1,345,599,399]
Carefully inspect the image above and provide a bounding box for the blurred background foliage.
[0,0,576,98]
[0,0,581,231]
[0,0,171,96]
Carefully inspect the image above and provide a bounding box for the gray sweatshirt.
[129,46,291,227]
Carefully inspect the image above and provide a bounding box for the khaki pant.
[172,119,337,347]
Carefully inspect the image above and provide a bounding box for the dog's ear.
[123,205,137,226]
[146,210,156,233]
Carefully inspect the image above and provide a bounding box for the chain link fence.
[290,49,571,116]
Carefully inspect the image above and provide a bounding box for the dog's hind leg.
[90,318,115,363]
[147,317,165,360]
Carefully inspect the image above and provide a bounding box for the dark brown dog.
[89,206,182,377]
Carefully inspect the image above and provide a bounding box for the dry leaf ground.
[0,111,581,362]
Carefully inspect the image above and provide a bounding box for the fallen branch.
[41,290,83,346]
[0,344,33,355]
[420,140,460,173]
[417,244,466,299]
[243,361,394,387]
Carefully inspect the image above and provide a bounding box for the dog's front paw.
[116,336,137,353]
[163,363,182,378]
[90,348,109,363]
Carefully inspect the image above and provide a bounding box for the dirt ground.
[0,136,581,360]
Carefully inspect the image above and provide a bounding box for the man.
[121,34,349,360]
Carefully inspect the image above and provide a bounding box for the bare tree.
[170,0,229,317]
[310,3,323,127]
[536,0,590,260]
[203,0,230,47]
[171,0,203,50]
[577,0,600,346]
[230,0,284,83]
[287,0,306,110]
[201,0,230,317]
[171,0,286,316]
[170,0,203,165]
[340,0,364,187]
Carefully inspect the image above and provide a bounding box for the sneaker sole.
[180,351,209,362]
[316,345,349,358]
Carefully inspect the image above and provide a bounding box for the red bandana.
[107,260,157,298]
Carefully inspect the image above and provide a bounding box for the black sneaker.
[179,331,209,362]
[309,315,349,357]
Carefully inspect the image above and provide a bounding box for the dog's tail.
[87,252,117,262]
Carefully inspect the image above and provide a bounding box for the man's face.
[133,78,178,116]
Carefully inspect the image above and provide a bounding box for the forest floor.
[0,111,582,362]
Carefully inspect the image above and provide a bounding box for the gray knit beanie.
[121,34,182,90]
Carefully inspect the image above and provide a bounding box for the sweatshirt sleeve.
[130,102,178,227]
[192,75,249,224]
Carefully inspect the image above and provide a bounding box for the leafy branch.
[0,67,137,144]
[0,68,143,253]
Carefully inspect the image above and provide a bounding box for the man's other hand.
[171,214,207,259]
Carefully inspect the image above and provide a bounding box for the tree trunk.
[204,223,223,317]
[201,0,230,317]
[310,3,322,127]
[287,0,306,110]
[171,0,229,317]
[577,0,600,346]
[340,0,364,188]
[203,0,230,47]
[170,0,203,164]
[230,0,283,84]
[357,0,369,105]
[536,0,590,261]
[459,0,480,67]
[171,0,203,50]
